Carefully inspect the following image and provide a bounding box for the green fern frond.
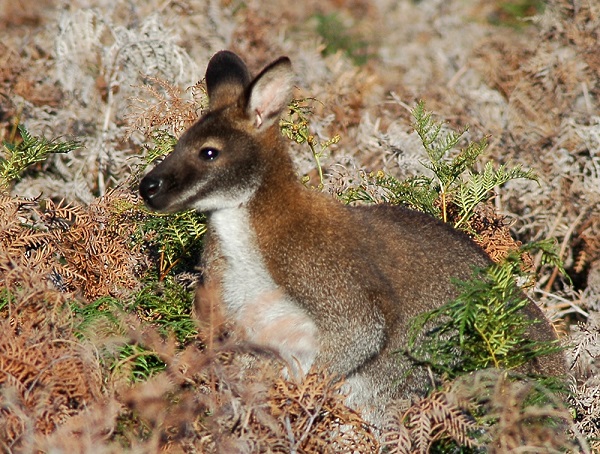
[454,163,537,229]
[142,130,178,168]
[71,296,125,340]
[337,170,441,216]
[135,208,206,280]
[73,284,194,382]
[160,211,206,266]
[446,138,488,183]
[115,343,166,382]
[338,103,537,232]
[520,238,570,283]
[411,101,445,158]
[411,101,490,223]
[408,259,562,376]
[0,125,81,189]
[135,130,203,276]
[72,297,166,382]
[132,277,197,343]
[376,173,440,216]
[412,101,483,188]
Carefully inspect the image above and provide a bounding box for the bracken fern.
[339,102,537,234]
[0,125,81,190]
[408,256,563,376]
[454,161,536,230]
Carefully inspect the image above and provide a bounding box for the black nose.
[139,176,162,201]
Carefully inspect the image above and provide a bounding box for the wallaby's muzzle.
[139,174,162,205]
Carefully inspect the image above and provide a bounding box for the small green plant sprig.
[520,238,570,285]
[488,0,545,28]
[280,98,340,188]
[137,209,206,281]
[412,101,536,225]
[72,296,167,382]
[340,101,536,231]
[132,277,197,343]
[73,278,197,383]
[408,255,562,378]
[141,129,178,170]
[0,124,81,190]
[338,170,441,217]
[453,161,536,230]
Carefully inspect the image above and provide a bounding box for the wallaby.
[139,50,566,426]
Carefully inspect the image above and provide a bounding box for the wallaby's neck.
[252,142,326,224]
[205,141,301,308]
[208,136,328,245]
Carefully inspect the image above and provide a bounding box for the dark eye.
[199,147,219,161]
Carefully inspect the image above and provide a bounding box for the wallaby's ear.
[206,50,251,110]
[245,57,294,130]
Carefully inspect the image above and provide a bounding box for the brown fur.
[140,50,566,426]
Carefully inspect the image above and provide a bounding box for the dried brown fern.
[381,391,478,454]
[0,189,146,300]
[92,306,379,453]
[471,33,536,100]
[0,276,105,451]
[573,215,600,278]
[267,372,378,453]
[381,367,586,453]
[543,0,600,85]
[449,369,585,453]
[468,203,533,269]
[504,0,598,148]
[2,0,598,451]
[126,75,206,139]
[568,312,600,452]
[33,399,122,453]
[379,406,413,454]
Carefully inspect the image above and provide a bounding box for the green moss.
[487,0,545,28]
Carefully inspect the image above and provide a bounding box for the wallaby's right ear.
[205,50,251,110]
[245,57,294,130]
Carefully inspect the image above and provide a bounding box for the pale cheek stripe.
[166,177,211,211]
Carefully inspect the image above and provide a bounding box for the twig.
[535,288,589,318]
[544,210,586,292]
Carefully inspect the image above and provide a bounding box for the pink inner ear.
[247,62,294,129]
[250,84,285,123]
[255,111,264,128]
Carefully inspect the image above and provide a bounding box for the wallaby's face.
[139,51,294,213]
[140,112,265,213]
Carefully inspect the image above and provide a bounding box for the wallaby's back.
[139,50,566,427]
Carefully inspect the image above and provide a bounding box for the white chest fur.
[210,207,318,376]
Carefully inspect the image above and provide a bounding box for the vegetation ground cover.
[0,0,598,452]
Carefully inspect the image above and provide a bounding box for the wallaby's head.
[139,51,295,213]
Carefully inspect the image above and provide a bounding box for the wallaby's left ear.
[206,50,251,111]
[245,57,294,129]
